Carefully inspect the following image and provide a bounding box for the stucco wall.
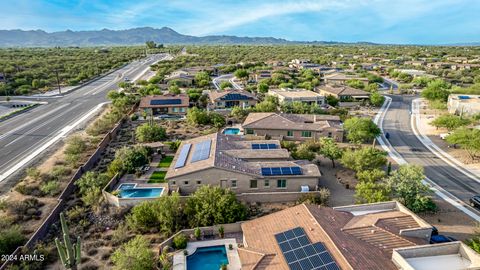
[168,167,319,195]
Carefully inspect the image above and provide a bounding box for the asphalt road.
[382,94,480,203]
[0,54,168,192]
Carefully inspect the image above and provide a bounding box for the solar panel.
[260,167,303,176]
[220,93,253,100]
[190,140,212,162]
[251,143,278,150]
[274,227,340,270]
[174,143,191,168]
[150,99,182,105]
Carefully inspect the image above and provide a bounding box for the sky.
[2,0,480,44]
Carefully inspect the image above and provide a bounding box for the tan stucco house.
[165,133,321,195]
[242,113,344,142]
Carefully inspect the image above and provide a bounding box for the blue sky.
[2,0,480,44]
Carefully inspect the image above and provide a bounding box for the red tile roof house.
[237,201,480,270]
[139,94,189,116]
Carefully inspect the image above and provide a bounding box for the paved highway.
[0,54,169,192]
[382,95,480,204]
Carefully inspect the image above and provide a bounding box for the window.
[180,107,186,112]
[231,180,237,188]
[328,132,332,138]
[172,181,176,185]
[264,179,270,187]
[246,129,254,135]
[301,131,312,138]
[287,130,293,137]
[250,180,258,189]
[196,180,202,185]
[173,107,179,112]
[184,181,189,185]
[277,179,287,188]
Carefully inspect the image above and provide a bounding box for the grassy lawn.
[158,156,174,167]
[148,171,167,183]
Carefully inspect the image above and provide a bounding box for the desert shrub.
[297,188,330,205]
[173,234,187,249]
[40,181,61,196]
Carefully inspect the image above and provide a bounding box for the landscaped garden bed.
[149,171,167,183]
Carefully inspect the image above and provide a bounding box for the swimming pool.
[187,245,228,270]
[120,187,164,198]
[223,128,240,135]
[118,183,136,190]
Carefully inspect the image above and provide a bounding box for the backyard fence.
[0,105,137,270]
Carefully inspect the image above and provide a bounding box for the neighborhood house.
[268,88,326,106]
[139,94,189,116]
[208,89,258,110]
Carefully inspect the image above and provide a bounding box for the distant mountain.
[0,27,376,47]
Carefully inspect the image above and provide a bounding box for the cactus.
[55,212,81,270]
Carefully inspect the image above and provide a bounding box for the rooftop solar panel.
[220,93,253,100]
[150,99,182,105]
[251,143,278,150]
[260,167,303,176]
[174,143,191,168]
[190,139,212,162]
[275,227,340,270]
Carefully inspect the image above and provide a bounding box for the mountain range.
[0,27,378,47]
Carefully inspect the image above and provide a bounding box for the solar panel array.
[150,99,182,105]
[275,227,340,270]
[190,139,212,162]
[261,167,302,176]
[252,143,278,150]
[220,93,253,100]
[174,143,191,168]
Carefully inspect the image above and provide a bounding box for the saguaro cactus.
[55,212,81,270]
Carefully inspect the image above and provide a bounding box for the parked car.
[470,195,480,209]
[430,235,457,244]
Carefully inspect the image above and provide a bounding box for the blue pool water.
[223,128,240,135]
[187,245,229,270]
[120,187,164,198]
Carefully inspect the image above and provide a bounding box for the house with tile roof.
[323,72,369,85]
[139,94,189,116]
[268,88,326,106]
[208,89,258,110]
[316,85,370,101]
[165,132,321,195]
[242,113,343,142]
[237,201,480,270]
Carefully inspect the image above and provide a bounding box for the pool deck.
[173,238,241,270]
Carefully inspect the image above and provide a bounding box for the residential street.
[382,95,480,207]
[0,54,169,192]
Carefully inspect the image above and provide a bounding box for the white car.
[439,133,451,140]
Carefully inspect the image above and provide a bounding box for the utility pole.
[55,69,61,94]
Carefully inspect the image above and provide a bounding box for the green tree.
[421,79,451,102]
[356,168,386,182]
[135,123,166,142]
[195,71,211,88]
[355,181,391,204]
[346,79,365,89]
[292,144,316,161]
[257,83,269,93]
[209,112,226,128]
[219,81,232,90]
[343,117,381,144]
[326,95,339,107]
[318,138,343,167]
[386,165,436,213]
[145,41,157,49]
[234,69,249,81]
[430,115,471,131]
[230,106,249,120]
[107,146,149,175]
[341,147,387,173]
[127,193,183,234]
[111,236,155,270]
[185,186,247,227]
[168,84,181,95]
[445,127,480,160]
[186,107,209,126]
[369,91,385,107]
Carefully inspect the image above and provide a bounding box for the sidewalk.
[412,98,480,182]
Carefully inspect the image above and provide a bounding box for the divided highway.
[0,54,168,193]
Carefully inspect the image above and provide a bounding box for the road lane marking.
[375,96,480,222]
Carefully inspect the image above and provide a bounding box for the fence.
[0,105,134,270]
